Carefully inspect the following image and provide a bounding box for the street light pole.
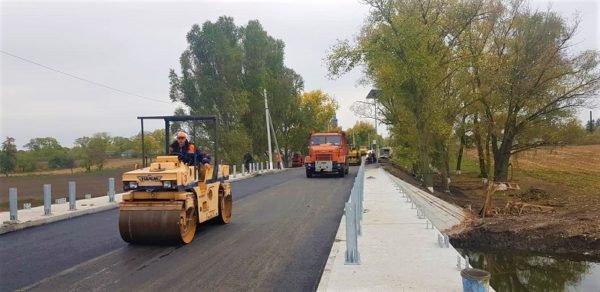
[374,100,378,156]
[353,99,378,152]
[366,89,381,158]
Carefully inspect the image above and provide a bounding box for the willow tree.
[279,90,339,158]
[346,121,380,148]
[241,21,304,156]
[327,0,484,190]
[472,1,600,181]
[169,17,303,163]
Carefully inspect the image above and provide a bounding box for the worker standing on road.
[243,152,253,172]
[275,153,282,169]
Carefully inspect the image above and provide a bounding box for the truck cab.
[305,132,349,177]
[379,147,392,162]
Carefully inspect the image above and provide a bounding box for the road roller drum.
[119,197,198,245]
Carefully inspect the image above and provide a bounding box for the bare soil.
[7,158,139,177]
[383,145,600,261]
[0,168,131,212]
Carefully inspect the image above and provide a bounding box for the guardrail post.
[359,165,364,220]
[233,165,237,178]
[68,181,77,210]
[353,188,362,236]
[44,184,52,215]
[344,202,360,265]
[108,178,115,203]
[9,188,18,222]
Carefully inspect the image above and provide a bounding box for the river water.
[458,249,600,291]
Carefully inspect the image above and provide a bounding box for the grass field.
[461,145,600,208]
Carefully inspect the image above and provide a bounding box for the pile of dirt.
[516,187,550,202]
[381,162,600,261]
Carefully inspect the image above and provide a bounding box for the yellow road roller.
[119,115,232,245]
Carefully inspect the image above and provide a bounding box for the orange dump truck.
[305,131,349,178]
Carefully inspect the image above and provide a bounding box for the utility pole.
[589,111,594,133]
[366,89,380,157]
[264,89,274,170]
[268,111,284,169]
[374,100,378,157]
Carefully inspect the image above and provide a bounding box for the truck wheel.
[306,169,313,178]
[339,169,345,177]
[345,166,349,175]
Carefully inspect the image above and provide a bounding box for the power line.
[1,49,170,104]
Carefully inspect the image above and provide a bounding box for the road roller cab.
[119,116,232,245]
[347,148,361,166]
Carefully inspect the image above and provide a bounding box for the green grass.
[455,156,481,174]
[453,155,600,198]
[391,156,414,170]
[516,169,600,195]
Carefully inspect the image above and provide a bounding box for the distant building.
[331,116,338,129]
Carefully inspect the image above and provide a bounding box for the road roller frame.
[119,115,232,245]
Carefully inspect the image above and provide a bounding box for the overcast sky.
[1,0,599,148]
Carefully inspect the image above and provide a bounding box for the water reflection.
[459,249,600,292]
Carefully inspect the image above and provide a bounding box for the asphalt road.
[0,167,356,291]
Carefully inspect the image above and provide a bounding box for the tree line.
[0,132,168,175]
[328,0,600,190]
[169,16,337,165]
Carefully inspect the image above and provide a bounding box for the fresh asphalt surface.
[0,167,356,291]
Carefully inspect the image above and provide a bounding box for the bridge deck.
[319,166,493,291]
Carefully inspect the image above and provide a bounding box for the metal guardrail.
[230,161,276,179]
[345,160,365,265]
[5,178,118,223]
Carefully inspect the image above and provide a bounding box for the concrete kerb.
[0,201,121,235]
[317,203,347,292]
[383,171,464,232]
[318,165,364,291]
[0,168,288,235]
